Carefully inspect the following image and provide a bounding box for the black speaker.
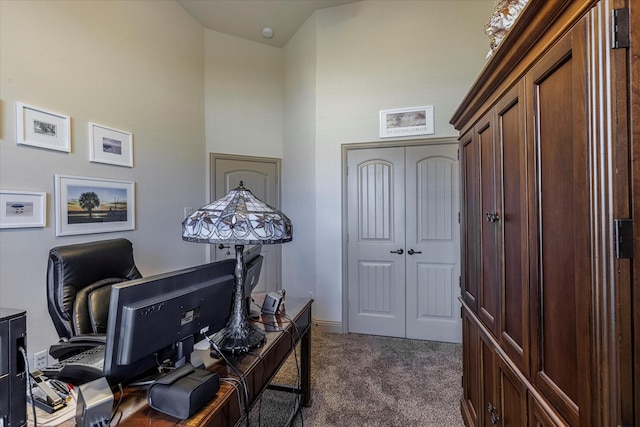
[0,308,27,427]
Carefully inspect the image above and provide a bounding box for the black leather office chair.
[47,238,142,359]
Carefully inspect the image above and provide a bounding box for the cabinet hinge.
[614,219,633,259]
[612,8,630,49]
[458,212,460,224]
[457,148,460,160]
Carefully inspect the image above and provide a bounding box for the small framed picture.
[55,174,135,236]
[89,122,133,167]
[380,106,435,138]
[0,190,47,229]
[16,102,71,152]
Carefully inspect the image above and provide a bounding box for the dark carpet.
[247,330,464,427]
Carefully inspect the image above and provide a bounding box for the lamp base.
[209,324,266,355]
[209,244,266,355]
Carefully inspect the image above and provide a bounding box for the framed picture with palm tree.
[54,174,135,236]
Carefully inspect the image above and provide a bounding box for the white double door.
[347,144,461,343]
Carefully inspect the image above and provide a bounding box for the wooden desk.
[111,297,313,426]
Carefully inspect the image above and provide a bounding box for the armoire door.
[210,153,282,294]
[346,144,461,342]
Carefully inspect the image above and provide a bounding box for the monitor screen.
[244,253,263,318]
[103,259,235,385]
[243,244,262,266]
[244,254,263,298]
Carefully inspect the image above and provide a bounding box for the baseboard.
[312,318,343,334]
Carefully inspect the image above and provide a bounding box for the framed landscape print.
[379,106,435,138]
[55,174,135,236]
[16,102,71,152]
[0,190,46,229]
[89,122,133,167]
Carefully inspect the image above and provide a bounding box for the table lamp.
[181,182,292,354]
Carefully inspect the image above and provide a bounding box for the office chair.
[46,238,142,359]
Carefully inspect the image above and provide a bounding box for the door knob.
[390,249,404,255]
[407,249,422,255]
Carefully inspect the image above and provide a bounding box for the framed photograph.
[0,190,46,229]
[89,122,133,167]
[380,106,434,138]
[16,102,71,152]
[55,174,135,236]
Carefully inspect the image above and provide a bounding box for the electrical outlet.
[34,349,48,370]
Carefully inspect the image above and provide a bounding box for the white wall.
[204,30,284,159]
[201,30,285,268]
[0,1,206,358]
[282,0,494,322]
[282,15,318,301]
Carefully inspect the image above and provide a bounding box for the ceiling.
[177,0,360,48]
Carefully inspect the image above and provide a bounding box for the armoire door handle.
[407,249,422,255]
[390,249,404,255]
[486,212,500,223]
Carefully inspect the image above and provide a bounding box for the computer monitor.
[241,245,263,318]
[102,259,235,386]
[244,255,264,319]
[243,244,261,266]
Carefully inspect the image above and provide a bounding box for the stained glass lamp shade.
[182,182,292,354]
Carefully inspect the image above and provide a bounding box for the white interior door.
[347,147,406,337]
[405,144,461,342]
[211,154,282,294]
[346,144,461,343]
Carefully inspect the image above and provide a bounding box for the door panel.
[211,154,281,294]
[347,147,406,337]
[405,144,461,342]
[477,112,500,336]
[461,130,480,310]
[527,21,589,426]
[461,307,480,426]
[496,81,528,373]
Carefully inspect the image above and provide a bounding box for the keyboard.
[41,345,105,385]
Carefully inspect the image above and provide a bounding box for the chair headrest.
[47,238,142,338]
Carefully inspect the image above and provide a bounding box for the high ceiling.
[177,0,360,48]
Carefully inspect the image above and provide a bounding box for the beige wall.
[282,0,495,322]
[0,1,206,358]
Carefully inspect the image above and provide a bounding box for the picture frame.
[55,174,135,236]
[16,102,71,152]
[379,106,435,138]
[0,190,47,229]
[89,122,133,167]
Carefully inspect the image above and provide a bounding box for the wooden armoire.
[450,1,638,426]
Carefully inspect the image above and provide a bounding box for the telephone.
[49,334,106,360]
